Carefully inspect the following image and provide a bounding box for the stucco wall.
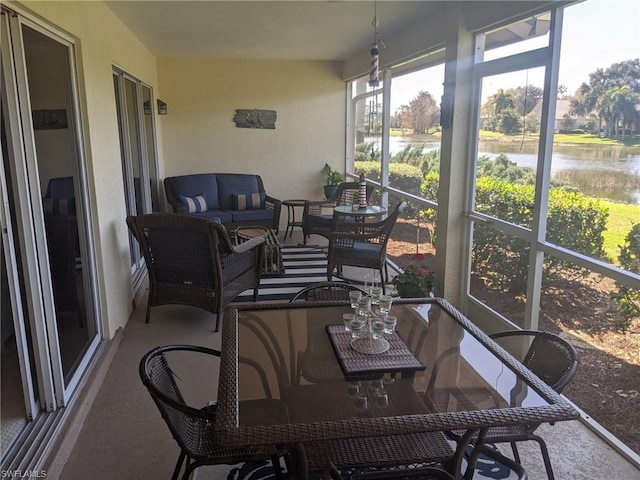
[15,0,161,338]
[157,57,346,229]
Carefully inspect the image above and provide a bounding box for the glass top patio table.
[215,298,578,466]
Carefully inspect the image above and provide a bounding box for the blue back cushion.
[217,175,261,210]
[45,176,75,200]
[168,174,219,209]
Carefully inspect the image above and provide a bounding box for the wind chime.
[367,1,382,161]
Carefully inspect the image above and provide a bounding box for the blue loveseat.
[164,173,281,231]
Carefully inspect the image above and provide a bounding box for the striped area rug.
[234,245,343,303]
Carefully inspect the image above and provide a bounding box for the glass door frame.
[1,6,102,412]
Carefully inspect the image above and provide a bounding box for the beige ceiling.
[105,1,443,61]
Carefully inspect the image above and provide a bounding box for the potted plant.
[391,262,436,298]
[321,163,345,199]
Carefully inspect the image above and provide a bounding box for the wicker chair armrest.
[265,194,281,210]
[232,235,265,254]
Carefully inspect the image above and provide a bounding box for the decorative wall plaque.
[233,109,276,129]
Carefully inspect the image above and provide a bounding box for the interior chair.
[326,201,407,293]
[291,281,367,302]
[302,182,375,245]
[126,213,263,331]
[452,330,579,480]
[139,344,288,480]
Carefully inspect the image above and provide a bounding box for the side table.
[234,226,285,276]
[283,199,306,239]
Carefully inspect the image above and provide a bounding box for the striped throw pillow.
[232,192,265,211]
[178,193,208,213]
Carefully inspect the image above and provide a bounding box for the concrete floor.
[55,229,640,480]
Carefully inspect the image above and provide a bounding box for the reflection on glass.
[474,68,544,228]
[470,223,528,326]
[22,25,96,384]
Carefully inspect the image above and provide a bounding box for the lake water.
[383,136,640,205]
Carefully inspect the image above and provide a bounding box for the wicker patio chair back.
[140,344,286,480]
[126,213,262,331]
[463,329,579,480]
[291,281,367,302]
[491,330,579,393]
[326,201,407,291]
[324,461,455,479]
[302,182,375,244]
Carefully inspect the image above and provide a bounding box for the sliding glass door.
[113,68,158,283]
[1,7,100,464]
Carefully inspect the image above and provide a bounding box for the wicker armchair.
[302,182,375,245]
[326,202,407,292]
[139,345,288,480]
[126,213,263,331]
[450,330,579,480]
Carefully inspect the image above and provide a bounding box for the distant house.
[531,98,586,132]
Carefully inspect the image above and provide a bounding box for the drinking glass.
[342,313,355,332]
[356,295,371,315]
[364,274,380,296]
[383,315,397,335]
[349,290,362,309]
[378,295,393,315]
[349,316,366,339]
[371,319,385,339]
[370,285,383,305]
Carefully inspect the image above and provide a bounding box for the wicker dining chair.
[326,201,407,292]
[289,282,367,385]
[291,281,367,302]
[302,182,375,245]
[451,330,578,480]
[139,345,288,480]
[324,460,455,479]
[127,213,264,331]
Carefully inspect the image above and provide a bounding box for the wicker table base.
[234,226,284,276]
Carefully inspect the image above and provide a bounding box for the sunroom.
[1,1,638,478]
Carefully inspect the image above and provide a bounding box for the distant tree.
[570,59,640,137]
[409,91,439,134]
[509,85,544,116]
[498,107,522,134]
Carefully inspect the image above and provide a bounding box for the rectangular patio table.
[216,298,579,479]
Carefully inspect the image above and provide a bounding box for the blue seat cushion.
[337,241,382,262]
[307,214,333,225]
[228,208,273,223]
[168,174,220,209]
[191,210,232,223]
[217,175,261,210]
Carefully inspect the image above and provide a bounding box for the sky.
[388,0,640,112]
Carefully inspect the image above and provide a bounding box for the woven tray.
[326,325,425,378]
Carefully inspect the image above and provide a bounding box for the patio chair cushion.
[191,210,230,223]
[229,208,274,223]
[167,173,220,209]
[178,193,208,213]
[339,241,382,262]
[232,191,266,210]
[217,174,261,210]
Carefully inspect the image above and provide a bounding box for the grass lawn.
[479,130,640,147]
[601,200,640,262]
